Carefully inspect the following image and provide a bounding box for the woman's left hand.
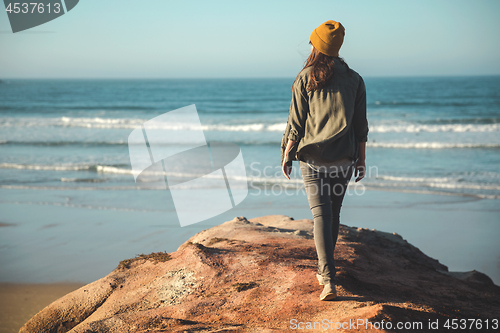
[355,159,366,182]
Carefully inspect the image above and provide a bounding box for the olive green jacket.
[280,60,368,166]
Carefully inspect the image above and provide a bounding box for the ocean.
[0,76,499,284]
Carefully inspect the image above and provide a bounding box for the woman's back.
[282,59,367,164]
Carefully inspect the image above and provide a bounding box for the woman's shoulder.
[299,66,313,76]
[345,66,364,84]
[338,66,364,90]
[296,67,312,82]
[292,67,312,90]
[334,59,363,81]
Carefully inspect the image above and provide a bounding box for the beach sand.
[0,283,84,333]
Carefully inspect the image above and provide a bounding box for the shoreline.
[0,282,84,333]
[1,180,499,200]
[1,188,499,286]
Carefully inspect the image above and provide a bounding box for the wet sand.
[0,283,84,333]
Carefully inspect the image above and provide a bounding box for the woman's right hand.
[282,162,291,180]
[282,139,296,180]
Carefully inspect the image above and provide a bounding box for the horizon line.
[2,73,500,80]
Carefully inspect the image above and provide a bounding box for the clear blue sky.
[1,0,499,78]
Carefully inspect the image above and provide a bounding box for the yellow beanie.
[310,20,345,57]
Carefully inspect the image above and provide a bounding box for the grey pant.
[299,161,353,284]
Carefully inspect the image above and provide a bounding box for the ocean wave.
[370,123,500,133]
[1,139,498,151]
[0,139,281,147]
[246,174,500,199]
[0,163,131,172]
[0,117,289,131]
[0,163,250,182]
[1,169,499,199]
[368,142,500,149]
[2,115,500,134]
[248,173,500,191]
[60,178,107,183]
[418,117,500,125]
[375,175,451,183]
[63,106,156,111]
[373,175,500,191]
[0,105,157,111]
[361,186,500,200]
[0,117,144,129]
[370,100,490,108]
[0,140,128,147]
[254,176,500,200]
[60,117,144,129]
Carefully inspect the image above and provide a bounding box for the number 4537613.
[444,318,498,330]
[6,2,61,14]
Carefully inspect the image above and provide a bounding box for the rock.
[20,215,500,333]
[441,270,495,285]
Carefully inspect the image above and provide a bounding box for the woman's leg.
[328,166,353,259]
[300,162,335,284]
[300,162,352,285]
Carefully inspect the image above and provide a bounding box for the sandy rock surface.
[20,215,500,332]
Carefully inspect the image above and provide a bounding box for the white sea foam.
[96,165,133,174]
[0,185,140,191]
[376,175,451,183]
[266,123,288,132]
[0,117,144,129]
[1,116,499,134]
[0,163,136,174]
[370,123,500,133]
[0,163,94,171]
[202,123,266,132]
[374,175,500,191]
[0,163,251,185]
[2,166,500,198]
[0,117,287,131]
[60,178,107,183]
[368,142,500,149]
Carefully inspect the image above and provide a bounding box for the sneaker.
[316,273,325,285]
[320,283,337,301]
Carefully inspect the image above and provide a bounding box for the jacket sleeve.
[280,120,295,166]
[287,77,309,142]
[280,77,308,166]
[352,76,368,143]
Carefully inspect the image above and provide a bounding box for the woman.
[280,20,368,301]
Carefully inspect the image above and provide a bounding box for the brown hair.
[294,43,349,91]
